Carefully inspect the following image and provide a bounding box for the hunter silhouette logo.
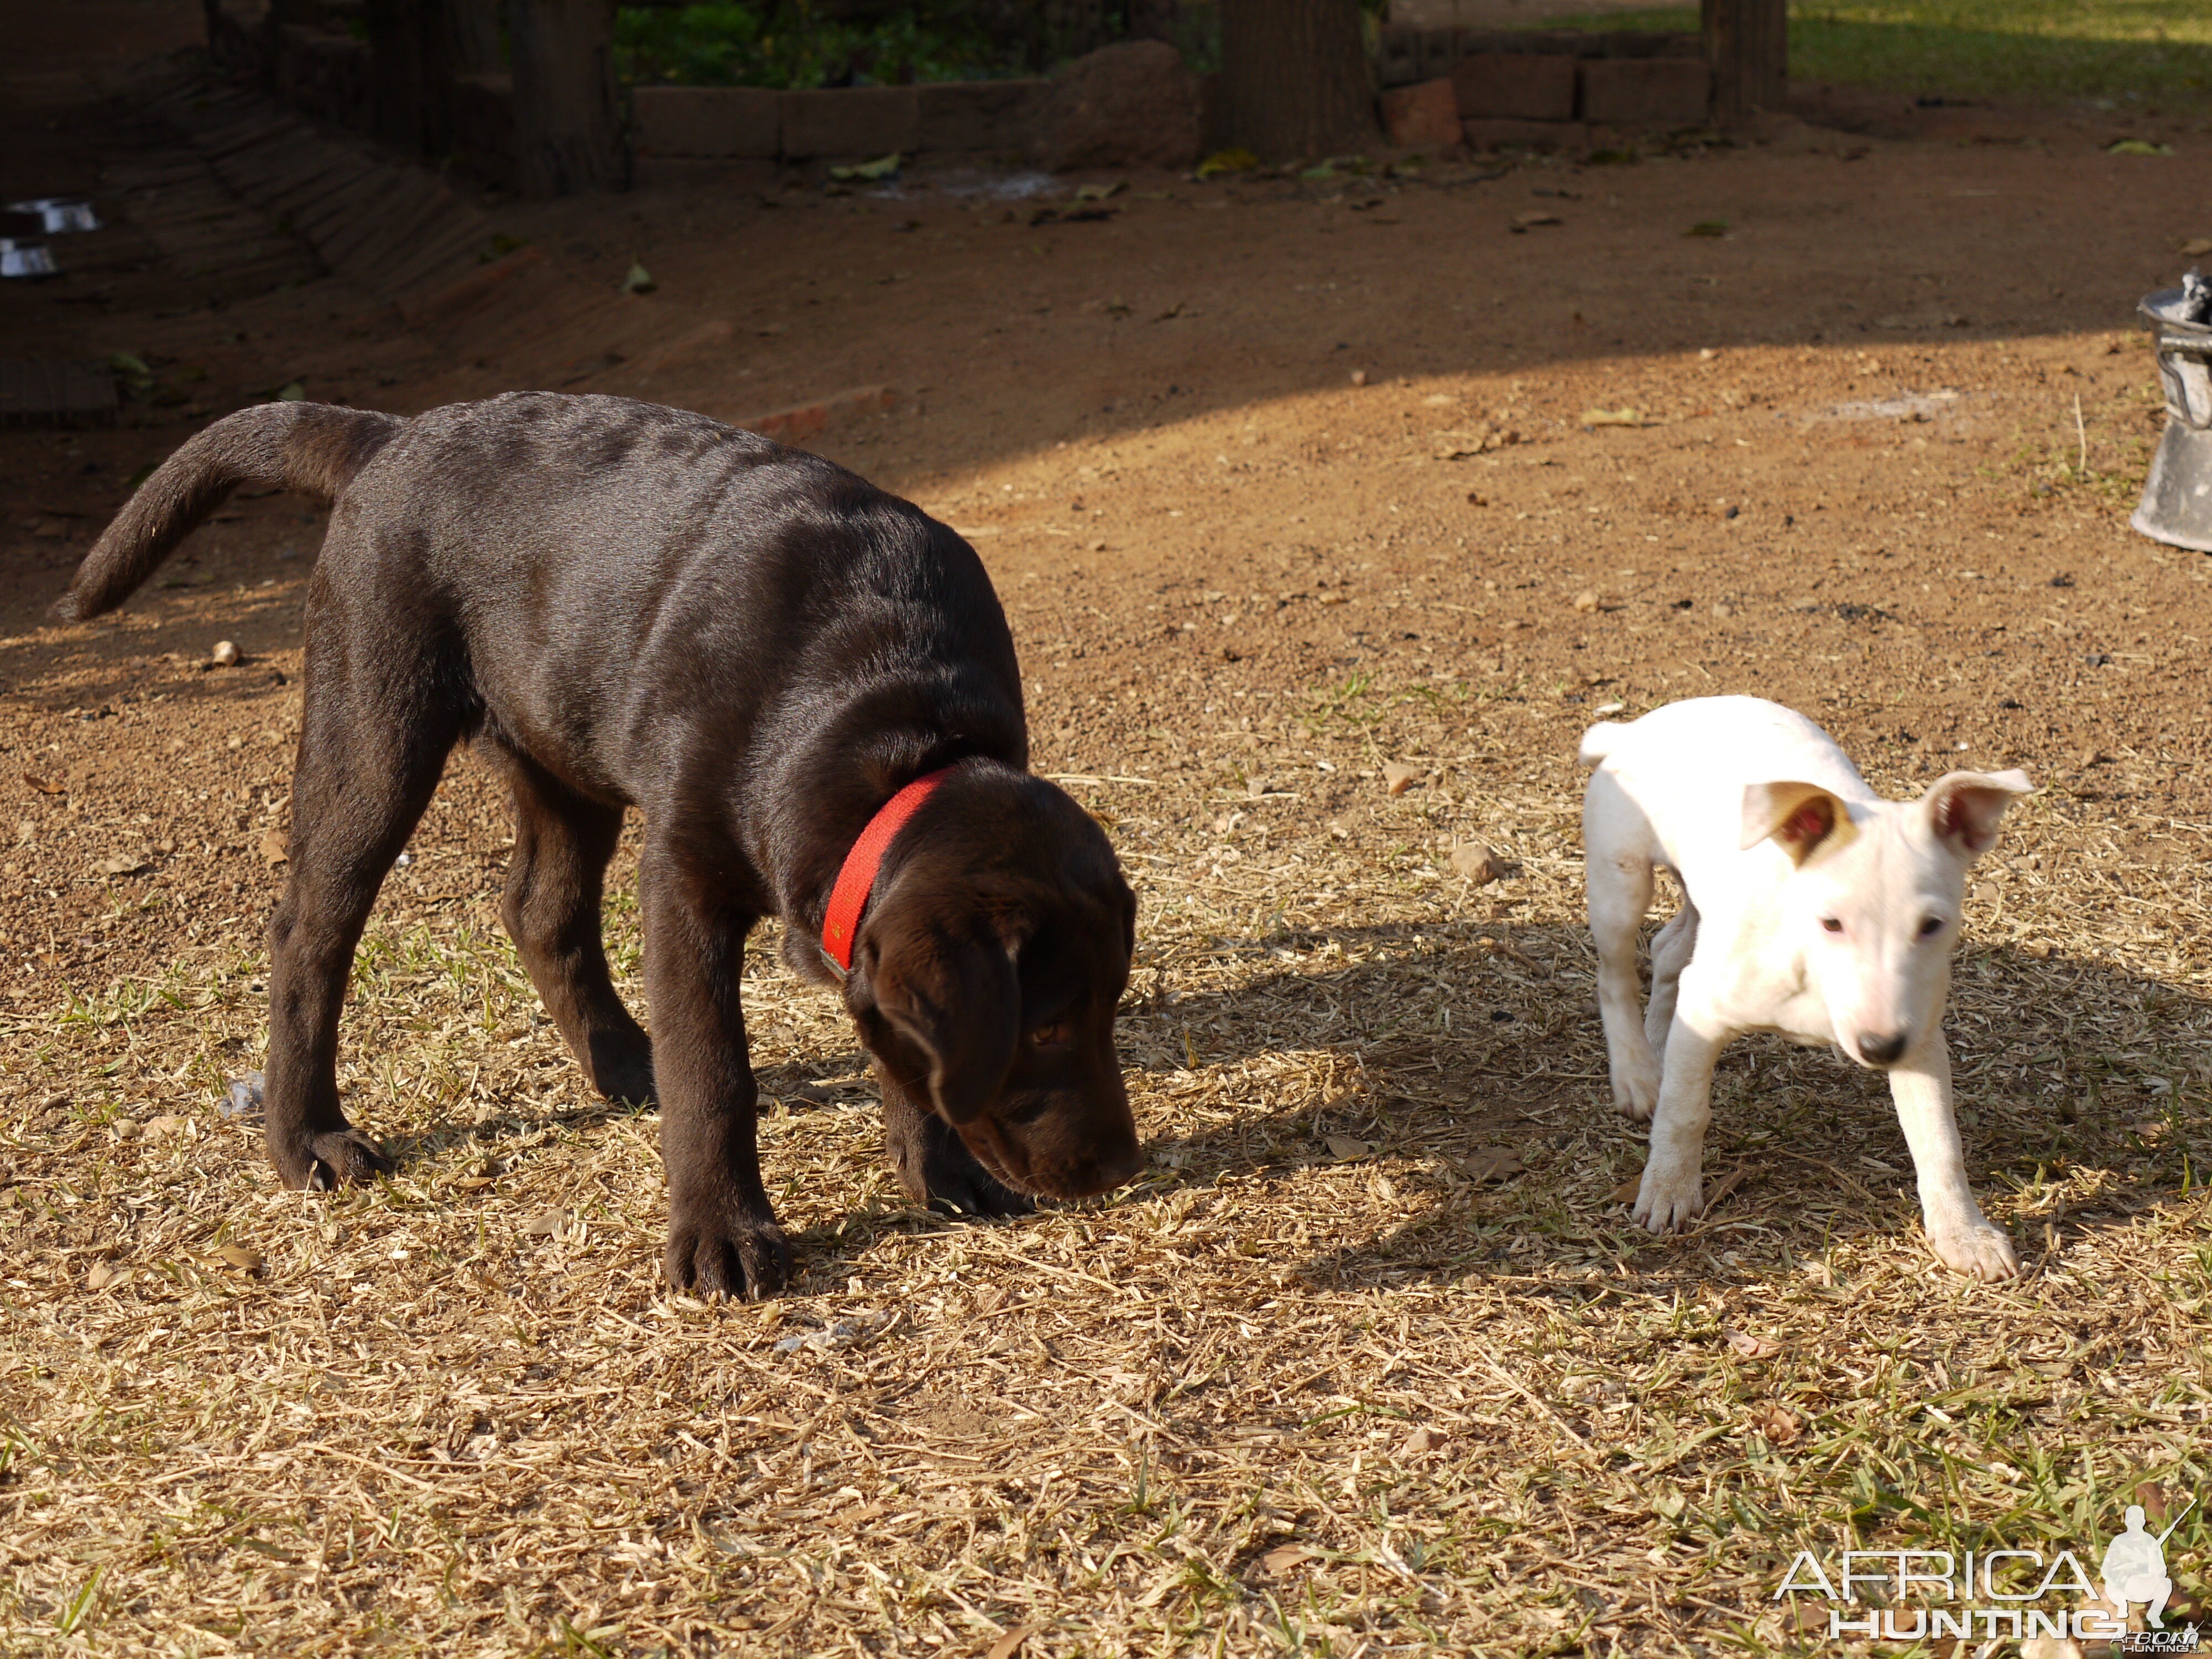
[1773,1494,2201,1647]
[2105,1500,2192,1631]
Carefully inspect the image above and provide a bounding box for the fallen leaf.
[85,1260,127,1291]
[1195,147,1259,178]
[1400,1425,1449,1455]
[2108,139,2172,156]
[2182,237,2212,257]
[1460,1149,1524,1184]
[1381,760,1421,796]
[144,1114,190,1137]
[2136,1479,2171,1528]
[1512,210,1561,231]
[214,1245,264,1274]
[23,774,65,795]
[1430,425,1515,459]
[524,1207,571,1239]
[1572,588,1600,612]
[986,1626,1041,1659]
[96,853,147,876]
[261,828,290,866]
[1580,408,1646,427]
[1753,1401,1802,1444]
[1324,1134,1373,1161]
[830,152,902,182]
[622,260,656,295]
[1260,1543,1321,1575]
[1073,180,1125,201]
[1685,219,1729,237]
[1450,843,1501,884]
[1610,1171,1644,1204]
[1724,1327,1781,1360]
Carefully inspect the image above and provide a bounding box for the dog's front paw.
[1927,1220,2020,1282]
[889,1108,1035,1218]
[663,1207,791,1300]
[1631,1165,1703,1233]
[272,1127,393,1190]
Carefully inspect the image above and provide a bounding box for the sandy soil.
[7,71,2210,970]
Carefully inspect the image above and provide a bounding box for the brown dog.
[60,393,1143,1297]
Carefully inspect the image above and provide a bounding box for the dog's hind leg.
[1644,898,1700,1063]
[264,579,458,1190]
[1584,770,1663,1119]
[499,756,655,1104]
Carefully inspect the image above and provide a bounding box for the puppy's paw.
[888,1102,1037,1218]
[663,1209,791,1301]
[273,1128,393,1191]
[1611,1058,1661,1122]
[1927,1220,2020,1282]
[583,1031,657,1107]
[1632,1166,1703,1233]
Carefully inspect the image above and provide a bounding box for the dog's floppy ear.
[867,924,1020,1124]
[1923,768,2033,858]
[1741,781,1855,864]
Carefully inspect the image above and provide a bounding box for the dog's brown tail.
[54,400,402,622]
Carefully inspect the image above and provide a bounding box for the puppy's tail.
[54,401,401,622]
[1577,721,1630,768]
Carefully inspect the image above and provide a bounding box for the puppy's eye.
[1819,917,1844,935]
[1028,1020,1073,1048]
[1918,915,1947,939]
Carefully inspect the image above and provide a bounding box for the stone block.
[1578,56,1712,126]
[1461,117,1588,153]
[1451,52,1577,122]
[1381,78,1463,150]
[632,86,780,158]
[779,86,920,160]
[916,79,1050,153]
[1375,25,1422,88]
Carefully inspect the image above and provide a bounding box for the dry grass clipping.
[3,668,2208,1656]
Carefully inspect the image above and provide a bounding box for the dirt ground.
[3,7,2211,1656]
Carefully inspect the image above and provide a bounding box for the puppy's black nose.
[1857,1030,1910,1067]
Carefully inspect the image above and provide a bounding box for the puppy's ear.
[1923,769,2033,858]
[868,926,1020,1124]
[1741,781,1855,864]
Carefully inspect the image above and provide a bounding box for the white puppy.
[1578,696,2032,1281]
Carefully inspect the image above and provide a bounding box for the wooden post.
[1702,0,1787,124]
[512,0,630,197]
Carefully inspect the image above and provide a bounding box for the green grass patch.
[1528,2,2212,107]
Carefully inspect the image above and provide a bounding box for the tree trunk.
[1702,0,1787,124]
[366,0,434,155]
[437,0,501,78]
[512,0,629,197]
[1216,0,1376,164]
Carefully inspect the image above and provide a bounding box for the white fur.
[1579,696,2032,1281]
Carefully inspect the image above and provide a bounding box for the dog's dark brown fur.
[62,393,1142,1298]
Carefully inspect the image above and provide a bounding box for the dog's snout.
[1094,1134,1143,1192]
[1856,1029,1910,1067]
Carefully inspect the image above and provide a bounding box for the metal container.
[7,197,100,233]
[0,239,58,279]
[2133,282,2212,552]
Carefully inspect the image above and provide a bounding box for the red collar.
[818,765,960,980]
